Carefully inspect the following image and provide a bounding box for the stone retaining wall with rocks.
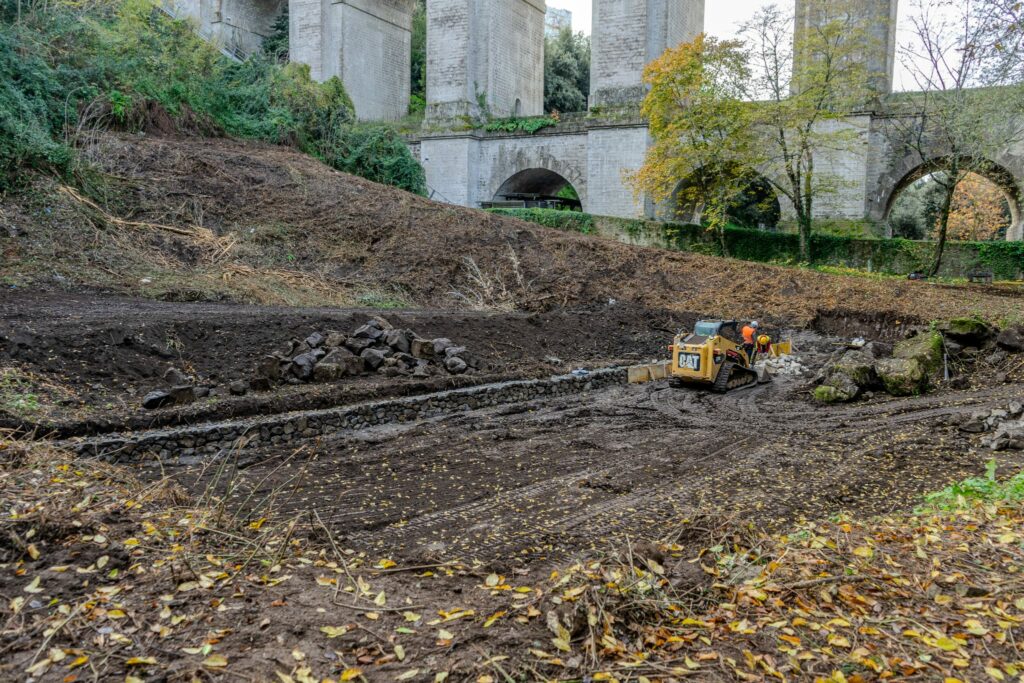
[69,368,627,463]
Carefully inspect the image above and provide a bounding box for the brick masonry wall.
[68,369,628,463]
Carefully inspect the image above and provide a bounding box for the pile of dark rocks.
[253,317,481,389]
[959,401,1024,451]
[140,318,482,410]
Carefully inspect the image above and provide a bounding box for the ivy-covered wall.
[489,209,1024,280]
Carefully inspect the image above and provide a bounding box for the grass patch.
[0,368,40,415]
[922,459,1024,510]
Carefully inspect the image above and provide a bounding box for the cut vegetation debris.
[3,133,1023,323]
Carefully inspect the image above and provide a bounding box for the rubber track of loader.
[713,361,758,393]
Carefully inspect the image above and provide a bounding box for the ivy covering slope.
[0,0,425,195]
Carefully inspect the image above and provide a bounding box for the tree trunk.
[797,212,812,262]
[928,183,956,278]
[718,223,729,258]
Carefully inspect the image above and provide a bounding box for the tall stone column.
[795,0,899,95]
[425,0,546,123]
[290,0,415,121]
[589,0,704,109]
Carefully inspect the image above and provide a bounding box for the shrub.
[0,0,425,195]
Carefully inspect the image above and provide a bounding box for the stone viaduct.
[168,0,1024,240]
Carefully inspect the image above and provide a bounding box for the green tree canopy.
[544,28,590,114]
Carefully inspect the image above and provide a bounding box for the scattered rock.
[344,337,374,354]
[361,348,388,370]
[444,356,468,374]
[410,338,435,360]
[385,329,413,353]
[142,390,174,410]
[169,385,197,406]
[433,338,455,356]
[256,355,282,381]
[325,331,347,348]
[996,326,1024,353]
[305,332,325,348]
[875,357,927,397]
[163,367,189,385]
[229,380,249,396]
[986,349,1009,365]
[291,352,320,380]
[939,317,993,345]
[352,324,384,341]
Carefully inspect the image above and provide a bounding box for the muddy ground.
[159,341,1024,568]
[0,291,692,433]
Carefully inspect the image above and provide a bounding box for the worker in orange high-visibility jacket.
[741,321,760,363]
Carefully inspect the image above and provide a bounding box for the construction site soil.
[3,133,1024,681]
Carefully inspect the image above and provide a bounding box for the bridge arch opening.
[492,168,583,211]
[884,158,1023,242]
[666,171,782,231]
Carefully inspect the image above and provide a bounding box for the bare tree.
[884,0,1024,276]
[741,0,876,261]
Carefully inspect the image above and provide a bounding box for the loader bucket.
[771,341,793,357]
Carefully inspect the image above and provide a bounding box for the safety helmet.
[751,321,760,328]
[758,334,770,345]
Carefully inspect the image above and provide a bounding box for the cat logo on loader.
[628,320,786,392]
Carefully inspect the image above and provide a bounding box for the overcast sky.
[549,1,916,90]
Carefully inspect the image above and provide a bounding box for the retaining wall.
[69,368,627,463]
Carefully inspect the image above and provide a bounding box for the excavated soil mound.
[2,133,1021,324]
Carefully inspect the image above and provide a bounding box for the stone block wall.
[69,369,627,463]
[168,0,285,57]
[590,0,703,108]
[426,0,545,122]
[291,0,414,121]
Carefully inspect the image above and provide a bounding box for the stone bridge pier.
[177,0,1024,241]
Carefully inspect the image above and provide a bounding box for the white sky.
[549,1,916,90]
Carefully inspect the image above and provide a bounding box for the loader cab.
[688,320,741,343]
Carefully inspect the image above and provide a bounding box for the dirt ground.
[0,291,691,432]
[158,336,1024,569]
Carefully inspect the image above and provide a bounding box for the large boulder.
[833,349,877,386]
[939,318,993,345]
[875,357,927,396]
[385,329,413,354]
[813,349,875,403]
[814,376,859,403]
[996,326,1024,353]
[893,331,943,371]
[361,348,388,370]
[142,390,174,410]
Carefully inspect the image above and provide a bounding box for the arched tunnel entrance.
[489,168,583,211]
[884,158,1024,242]
[666,171,782,230]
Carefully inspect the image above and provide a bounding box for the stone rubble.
[959,401,1024,451]
[140,318,484,410]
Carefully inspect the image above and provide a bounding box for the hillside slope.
[2,132,1021,324]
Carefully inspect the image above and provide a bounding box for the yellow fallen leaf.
[395,644,405,661]
[125,657,157,666]
[485,573,500,587]
[107,609,126,619]
[397,670,419,681]
[377,559,397,569]
[483,611,506,628]
[177,581,199,592]
[964,619,988,635]
[203,655,228,668]
[985,667,1005,681]
[404,611,421,622]
[552,637,571,652]
[23,576,43,594]
[248,517,267,530]
[340,668,362,681]
[374,591,387,606]
[364,612,380,620]
[852,546,874,559]
[437,628,454,641]
[435,673,449,683]
[934,637,960,652]
[27,544,40,560]
[68,655,89,669]
[320,626,348,638]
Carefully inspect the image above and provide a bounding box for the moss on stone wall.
[491,208,1024,280]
